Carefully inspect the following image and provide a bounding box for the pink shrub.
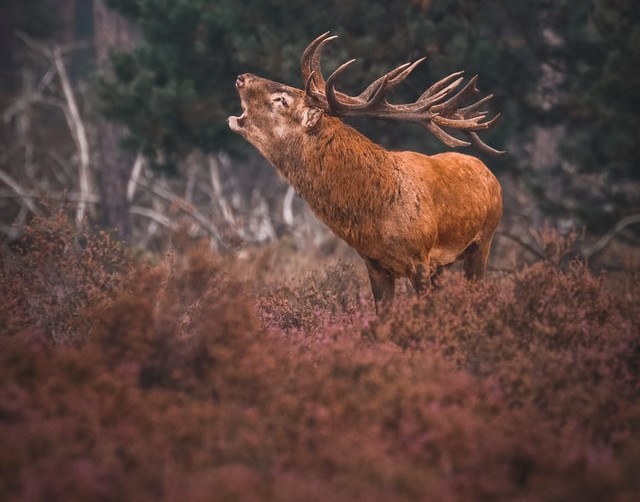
[1,214,639,500]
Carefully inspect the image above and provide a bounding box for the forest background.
[1,0,638,261]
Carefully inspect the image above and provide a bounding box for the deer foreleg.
[365,259,395,313]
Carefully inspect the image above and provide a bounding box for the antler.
[301,32,505,155]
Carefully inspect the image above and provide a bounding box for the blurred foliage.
[1,212,639,500]
[0,0,61,88]
[98,0,533,170]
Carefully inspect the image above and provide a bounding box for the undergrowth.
[1,214,639,501]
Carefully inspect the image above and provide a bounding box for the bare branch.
[127,153,144,202]
[0,168,41,215]
[51,44,92,224]
[582,214,640,261]
[135,177,226,248]
[130,206,172,227]
[208,154,236,226]
[0,188,99,205]
[495,231,545,259]
[283,185,296,226]
[15,31,52,59]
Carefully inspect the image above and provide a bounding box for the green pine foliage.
[97,0,531,170]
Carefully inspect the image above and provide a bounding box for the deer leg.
[365,259,395,313]
[409,262,431,296]
[431,263,452,289]
[411,256,454,295]
[463,236,494,281]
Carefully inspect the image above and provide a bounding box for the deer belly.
[429,246,463,266]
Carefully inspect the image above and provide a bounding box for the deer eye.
[272,96,289,107]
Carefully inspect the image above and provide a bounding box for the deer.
[228,32,504,312]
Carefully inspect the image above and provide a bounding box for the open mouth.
[228,101,247,129]
[234,109,246,126]
[228,78,247,130]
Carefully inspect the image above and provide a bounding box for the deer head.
[228,74,325,160]
[228,32,504,159]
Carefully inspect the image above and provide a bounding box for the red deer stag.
[228,32,504,312]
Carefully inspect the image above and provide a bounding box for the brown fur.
[229,74,502,311]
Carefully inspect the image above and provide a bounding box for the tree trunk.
[93,0,137,241]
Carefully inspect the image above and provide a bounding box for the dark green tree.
[96,0,524,172]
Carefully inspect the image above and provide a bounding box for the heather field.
[1,214,639,501]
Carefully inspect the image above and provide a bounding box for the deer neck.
[269,117,401,240]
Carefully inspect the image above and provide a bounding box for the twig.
[14,31,52,59]
[208,154,236,225]
[136,177,226,247]
[582,214,640,261]
[283,185,295,226]
[127,152,144,202]
[495,231,545,259]
[13,32,93,225]
[0,168,41,214]
[0,188,99,204]
[130,206,172,227]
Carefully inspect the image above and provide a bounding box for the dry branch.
[0,168,41,215]
[14,32,93,225]
[51,45,91,224]
[582,214,640,261]
[135,177,225,248]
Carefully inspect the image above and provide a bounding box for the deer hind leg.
[463,235,495,281]
[365,259,395,313]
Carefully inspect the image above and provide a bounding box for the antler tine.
[458,94,494,117]
[376,57,427,90]
[469,131,507,155]
[415,77,466,112]
[326,57,429,114]
[325,59,359,112]
[391,57,427,83]
[355,62,411,102]
[301,31,338,93]
[431,75,479,114]
[418,71,465,102]
[357,56,427,101]
[434,115,487,130]
[425,122,472,148]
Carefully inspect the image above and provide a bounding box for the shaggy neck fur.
[263,116,401,236]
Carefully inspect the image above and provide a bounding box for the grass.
[1,212,639,501]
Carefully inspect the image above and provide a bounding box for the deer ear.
[302,106,324,130]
